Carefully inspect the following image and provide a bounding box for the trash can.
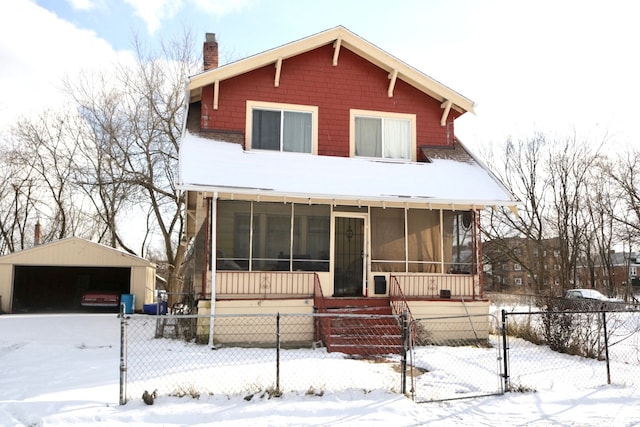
[374,275,387,294]
[143,301,167,315]
[120,294,135,314]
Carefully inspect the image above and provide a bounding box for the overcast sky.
[1,0,639,153]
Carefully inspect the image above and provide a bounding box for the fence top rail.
[413,313,499,322]
[121,312,402,320]
[503,309,640,316]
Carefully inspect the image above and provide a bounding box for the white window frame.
[514,263,521,271]
[514,277,522,286]
[349,109,417,161]
[246,100,318,154]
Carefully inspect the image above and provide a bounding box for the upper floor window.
[350,109,416,161]
[246,101,318,154]
[514,263,521,271]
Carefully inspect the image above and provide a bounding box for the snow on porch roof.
[178,131,518,208]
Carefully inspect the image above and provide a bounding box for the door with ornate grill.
[333,215,366,296]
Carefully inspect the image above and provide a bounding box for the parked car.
[564,289,616,301]
[80,291,120,310]
[563,289,625,310]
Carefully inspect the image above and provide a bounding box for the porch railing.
[391,273,476,299]
[388,275,414,323]
[313,274,329,343]
[215,271,315,299]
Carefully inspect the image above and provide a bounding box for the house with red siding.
[178,27,518,351]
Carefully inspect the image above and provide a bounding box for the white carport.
[0,237,156,313]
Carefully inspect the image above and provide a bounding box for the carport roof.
[0,237,155,267]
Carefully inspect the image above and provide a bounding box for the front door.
[333,215,366,297]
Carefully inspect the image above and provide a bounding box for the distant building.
[483,237,561,291]
[484,237,638,296]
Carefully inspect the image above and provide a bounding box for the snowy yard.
[1,313,640,426]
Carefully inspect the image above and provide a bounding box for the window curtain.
[407,209,441,273]
[283,111,312,153]
[252,109,280,150]
[371,207,405,272]
[355,117,382,157]
[383,118,411,159]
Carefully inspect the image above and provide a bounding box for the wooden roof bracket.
[213,80,219,110]
[388,69,398,98]
[274,57,283,87]
[440,99,453,126]
[333,37,342,66]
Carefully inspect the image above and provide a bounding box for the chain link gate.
[408,314,505,402]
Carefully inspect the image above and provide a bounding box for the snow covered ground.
[1,313,640,426]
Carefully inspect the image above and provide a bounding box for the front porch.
[195,271,488,354]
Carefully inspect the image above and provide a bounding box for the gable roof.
[187,26,475,115]
[0,237,154,267]
[179,131,518,210]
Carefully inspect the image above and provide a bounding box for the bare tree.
[63,30,200,299]
[0,144,37,253]
[481,133,551,293]
[11,110,89,241]
[545,134,601,291]
[608,149,640,246]
[482,132,609,296]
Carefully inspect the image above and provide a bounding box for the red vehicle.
[80,291,120,309]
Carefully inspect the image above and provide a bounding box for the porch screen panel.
[407,209,441,273]
[443,211,473,273]
[293,204,330,271]
[252,202,292,271]
[217,201,251,270]
[371,207,405,272]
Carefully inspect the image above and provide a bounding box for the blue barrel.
[120,294,135,314]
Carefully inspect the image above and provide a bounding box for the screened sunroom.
[214,199,477,299]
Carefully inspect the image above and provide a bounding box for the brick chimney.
[203,33,218,71]
[34,220,42,246]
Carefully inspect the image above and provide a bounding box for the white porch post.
[208,193,218,348]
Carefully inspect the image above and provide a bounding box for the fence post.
[119,305,128,405]
[501,309,509,391]
[602,311,611,385]
[276,312,281,393]
[401,310,408,395]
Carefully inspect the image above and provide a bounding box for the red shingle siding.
[199,45,456,157]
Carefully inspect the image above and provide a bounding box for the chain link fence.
[120,312,410,404]
[502,300,640,392]
[118,298,640,405]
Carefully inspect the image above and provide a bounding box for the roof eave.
[187,26,475,114]
[177,183,517,210]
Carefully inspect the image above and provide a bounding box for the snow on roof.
[178,131,518,207]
